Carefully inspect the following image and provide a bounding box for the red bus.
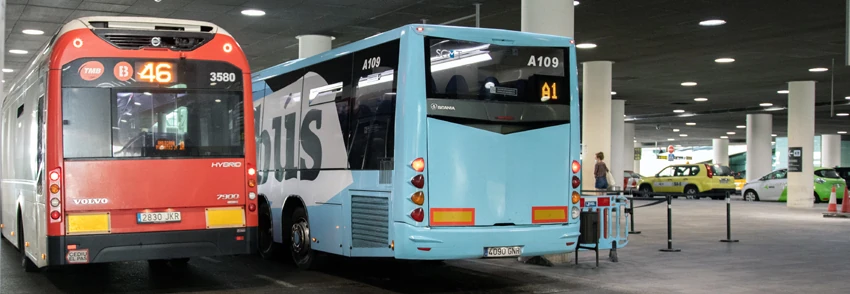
[0,17,257,272]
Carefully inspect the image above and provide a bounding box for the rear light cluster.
[247,167,257,212]
[410,158,426,222]
[48,169,62,222]
[571,160,581,219]
[705,164,714,178]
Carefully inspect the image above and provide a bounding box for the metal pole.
[474,3,481,27]
[660,194,681,252]
[720,191,740,243]
[628,195,640,234]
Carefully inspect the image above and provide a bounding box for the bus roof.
[58,16,231,38]
[251,24,574,84]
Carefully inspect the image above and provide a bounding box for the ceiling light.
[839,131,848,134]
[694,97,708,102]
[715,57,735,63]
[809,67,828,72]
[771,134,777,137]
[673,129,680,132]
[574,1,579,5]
[837,113,849,117]
[686,122,696,126]
[673,109,685,113]
[777,90,789,94]
[2,69,13,73]
[22,29,44,35]
[679,134,688,137]
[759,102,773,107]
[681,82,697,86]
[720,136,728,139]
[845,96,850,100]
[9,49,28,54]
[736,125,746,129]
[576,43,597,49]
[699,19,726,26]
[765,107,784,111]
[727,131,736,135]
[667,138,675,141]
[215,99,222,103]
[611,91,617,95]
[134,102,142,106]
[143,92,152,95]
[241,9,266,16]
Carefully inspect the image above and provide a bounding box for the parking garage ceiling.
[3,0,848,147]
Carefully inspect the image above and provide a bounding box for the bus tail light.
[248,179,256,187]
[49,171,60,181]
[411,158,425,172]
[411,175,425,189]
[50,211,60,220]
[50,184,60,194]
[411,191,424,205]
[248,168,256,176]
[571,160,581,173]
[410,208,424,222]
[571,176,581,188]
[48,168,62,223]
[571,206,580,219]
[248,203,256,212]
[571,191,580,204]
[50,198,60,207]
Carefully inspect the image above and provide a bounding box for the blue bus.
[251,24,582,268]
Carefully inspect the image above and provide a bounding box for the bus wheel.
[258,200,281,260]
[18,215,39,272]
[290,207,316,270]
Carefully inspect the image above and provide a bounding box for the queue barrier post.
[659,194,681,252]
[720,191,740,243]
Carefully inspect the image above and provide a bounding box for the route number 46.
[210,72,237,82]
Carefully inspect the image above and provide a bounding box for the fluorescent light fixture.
[673,129,680,132]
[699,19,726,26]
[771,134,777,137]
[845,96,850,100]
[667,138,675,141]
[9,49,28,54]
[681,82,697,86]
[134,102,142,106]
[241,9,265,16]
[143,92,152,95]
[686,122,696,126]
[679,134,688,137]
[720,136,728,139]
[777,90,789,94]
[611,91,617,95]
[2,69,13,73]
[431,53,492,72]
[809,67,828,72]
[736,125,746,129]
[22,29,44,35]
[673,109,685,113]
[574,1,579,5]
[215,99,221,103]
[694,97,708,102]
[765,106,784,111]
[837,113,849,117]
[715,57,735,63]
[759,102,773,107]
[576,43,597,49]
[727,131,736,135]
[839,131,848,134]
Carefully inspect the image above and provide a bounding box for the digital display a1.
[135,61,176,83]
[533,75,567,104]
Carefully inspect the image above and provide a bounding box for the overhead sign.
[634,148,641,160]
[788,147,803,172]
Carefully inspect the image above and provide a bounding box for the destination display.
[62,58,243,90]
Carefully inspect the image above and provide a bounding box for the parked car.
[741,168,845,202]
[733,171,746,195]
[624,170,641,191]
[637,164,736,199]
[833,167,850,185]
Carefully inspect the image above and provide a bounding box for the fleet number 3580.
[210,72,237,82]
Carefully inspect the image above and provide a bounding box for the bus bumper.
[47,227,257,265]
[392,222,579,260]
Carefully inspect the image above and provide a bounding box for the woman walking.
[594,152,609,192]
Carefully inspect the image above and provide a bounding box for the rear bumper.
[392,222,579,260]
[48,227,257,265]
[703,188,736,197]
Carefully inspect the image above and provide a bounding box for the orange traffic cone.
[827,185,838,213]
[842,185,850,213]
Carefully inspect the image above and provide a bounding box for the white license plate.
[137,211,181,224]
[484,246,522,257]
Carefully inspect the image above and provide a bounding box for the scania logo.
[73,198,108,205]
[430,103,455,111]
[151,37,162,47]
[212,162,242,168]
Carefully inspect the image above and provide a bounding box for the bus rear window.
[62,89,244,159]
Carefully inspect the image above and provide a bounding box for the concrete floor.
[1,198,848,293]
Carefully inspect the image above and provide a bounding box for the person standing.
[594,152,609,191]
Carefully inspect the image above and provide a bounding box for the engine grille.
[351,195,389,248]
[93,30,211,51]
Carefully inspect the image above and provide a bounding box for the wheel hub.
[291,220,309,254]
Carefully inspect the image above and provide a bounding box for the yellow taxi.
[637,164,737,199]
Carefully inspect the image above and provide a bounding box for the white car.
[741,168,846,202]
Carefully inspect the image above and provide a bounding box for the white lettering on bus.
[73,198,108,205]
[211,162,242,168]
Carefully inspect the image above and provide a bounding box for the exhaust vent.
[93,30,211,51]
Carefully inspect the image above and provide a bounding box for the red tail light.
[705,164,714,178]
[410,208,424,222]
[571,160,581,173]
[248,203,256,212]
[411,158,425,172]
[411,175,425,189]
[50,211,60,220]
[572,176,581,188]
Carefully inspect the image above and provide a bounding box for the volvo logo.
[73,198,109,205]
[151,37,162,47]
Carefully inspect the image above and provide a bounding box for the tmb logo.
[73,198,108,205]
[212,162,242,168]
[78,61,105,81]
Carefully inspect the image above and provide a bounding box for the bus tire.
[18,212,39,272]
[258,198,282,260]
[290,206,318,270]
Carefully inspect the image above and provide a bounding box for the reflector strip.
[531,206,568,223]
[430,208,475,226]
[205,207,246,228]
[66,212,111,235]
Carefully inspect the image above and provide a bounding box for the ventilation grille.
[99,34,208,51]
[379,158,393,184]
[351,195,389,248]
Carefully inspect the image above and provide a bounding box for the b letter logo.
[114,61,133,82]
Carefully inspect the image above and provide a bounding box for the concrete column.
[296,35,333,58]
[712,138,729,166]
[633,142,641,174]
[610,100,625,188]
[822,134,841,169]
[1,0,5,106]
[787,81,815,208]
[581,61,613,186]
[521,0,574,37]
[746,114,772,182]
[624,123,635,172]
